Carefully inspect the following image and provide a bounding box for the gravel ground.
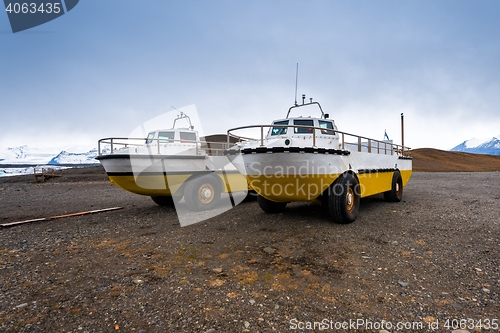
[0,171,499,332]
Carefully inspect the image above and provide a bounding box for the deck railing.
[97,137,230,157]
[227,124,410,156]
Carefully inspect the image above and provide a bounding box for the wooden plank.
[0,218,47,227]
[1,207,123,227]
[47,207,123,219]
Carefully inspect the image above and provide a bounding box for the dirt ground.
[0,168,499,332]
[410,149,500,172]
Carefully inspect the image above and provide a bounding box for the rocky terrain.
[0,167,499,332]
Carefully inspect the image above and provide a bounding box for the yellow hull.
[247,169,412,202]
[247,174,339,202]
[107,172,249,197]
[358,169,412,197]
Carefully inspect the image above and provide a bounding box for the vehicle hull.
[230,149,412,202]
[97,154,248,196]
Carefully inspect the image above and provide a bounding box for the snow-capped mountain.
[451,135,500,156]
[0,145,58,164]
[0,145,99,165]
[48,149,99,165]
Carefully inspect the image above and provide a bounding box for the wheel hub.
[198,183,215,204]
[346,188,354,212]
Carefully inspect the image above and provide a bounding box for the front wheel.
[257,195,287,214]
[328,173,360,224]
[184,175,221,211]
[384,171,403,202]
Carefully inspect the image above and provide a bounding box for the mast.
[401,113,405,154]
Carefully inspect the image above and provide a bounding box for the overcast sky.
[1,0,499,151]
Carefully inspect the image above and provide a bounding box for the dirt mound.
[410,148,500,172]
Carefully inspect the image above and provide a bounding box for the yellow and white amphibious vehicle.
[96,113,248,211]
[225,96,412,223]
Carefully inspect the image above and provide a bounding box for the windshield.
[180,132,197,142]
[158,131,175,143]
[293,119,314,134]
[145,132,155,144]
[319,120,335,135]
[270,120,288,136]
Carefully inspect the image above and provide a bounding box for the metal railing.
[227,124,410,156]
[97,137,230,157]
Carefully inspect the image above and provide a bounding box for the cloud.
[1,1,499,151]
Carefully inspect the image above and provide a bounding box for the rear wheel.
[244,190,258,202]
[257,195,287,214]
[384,171,403,202]
[328,173,360,224]
[184,175,221,211]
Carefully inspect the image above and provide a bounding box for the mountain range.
[450,135,500,156]
[1,135,499,177]
[0,145,99,165]
[3,135,498,165]
[0,145,99,177]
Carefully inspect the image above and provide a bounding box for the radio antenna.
[294,63,299,106]
[171,106,194,129]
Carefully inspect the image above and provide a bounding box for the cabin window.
[180,132,197,142]
[293,119,314,134]
[270,120,288,136]
[146,132,155,144]
[319,120,335,135]
[158,131,175,143]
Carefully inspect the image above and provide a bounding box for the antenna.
[171,106,194,130]
[401,113,405,154]
[294,63,299,106]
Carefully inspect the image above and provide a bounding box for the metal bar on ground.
[1,207,123,227]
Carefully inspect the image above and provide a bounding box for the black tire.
[243,190,258,202]
[184,175,221,211]
[328,173,360,224]
[257,195,287,214]
[384,171,403,202]
[151,196,176,206]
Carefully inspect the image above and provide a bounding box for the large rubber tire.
[328,173,360,224]
[243,190,258,202]
[384,170,403,202]
[257,195,287,214]
[151,196,176,206]
[184,175,221,211]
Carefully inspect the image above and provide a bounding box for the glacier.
[48,149,99,165]
[0,145,99,177]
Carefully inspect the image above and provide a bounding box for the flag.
[384,130,390,140]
